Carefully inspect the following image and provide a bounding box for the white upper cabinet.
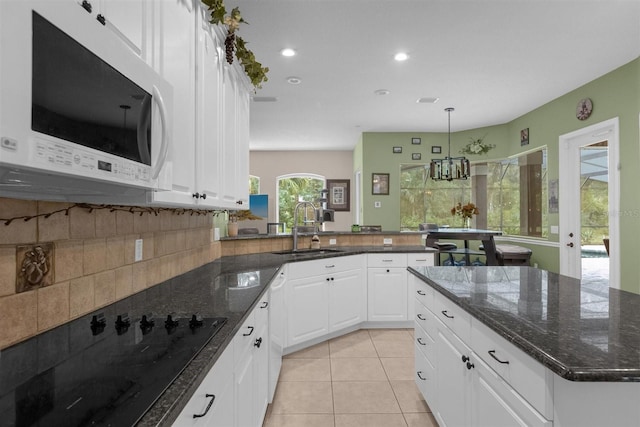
[148,0,198,206]
[146,1,251,208]
[79,0,147,58]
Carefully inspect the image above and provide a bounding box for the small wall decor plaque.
[411,137,421,145]
[521,128,530,146]
[412,153,422,160]
[393,146,402,153]
[431,146,442,154]
[16,243,54,293]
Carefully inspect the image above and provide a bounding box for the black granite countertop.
[408,266,640,382]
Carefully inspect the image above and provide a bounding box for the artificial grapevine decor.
[201,0,269,89]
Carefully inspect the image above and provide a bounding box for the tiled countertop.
[408,266,640,382]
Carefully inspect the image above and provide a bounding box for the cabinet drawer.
[255,292,270,327]
[414,320,435,360]
[367,253,407,268]
[234,310,256,366]
[407,252,435,267]
[415,300,437,342]
[471,319,551,418]
[433,291,471,343]
[288,254,364,278]
[415,343,436,405]
[413,277,433,309]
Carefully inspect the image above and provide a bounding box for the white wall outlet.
[550,225,559,234]
[383,238,392,246]
[135,239,143,262]
[374,201,381,208]
[329,238,337,245]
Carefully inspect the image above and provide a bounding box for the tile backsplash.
[0,197,220,350]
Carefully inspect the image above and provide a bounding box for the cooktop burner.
[7,313,227,427]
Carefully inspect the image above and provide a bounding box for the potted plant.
[227,209,262,236]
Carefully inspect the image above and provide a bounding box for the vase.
[227,222,238,237]
[463,217,471,229]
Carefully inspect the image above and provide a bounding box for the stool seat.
[496,244,532,266]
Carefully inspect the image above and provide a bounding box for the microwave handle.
[150,85,169,180]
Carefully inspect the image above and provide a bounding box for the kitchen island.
[409,266,640,427]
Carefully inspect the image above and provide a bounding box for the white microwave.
[0,1,172,202]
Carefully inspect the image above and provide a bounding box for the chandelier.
[430,107,470,181]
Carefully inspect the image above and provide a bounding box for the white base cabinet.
[285,255,366,349]
[173,292,269,427]
[413,276,552,427]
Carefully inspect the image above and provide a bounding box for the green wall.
[358,57,639,293]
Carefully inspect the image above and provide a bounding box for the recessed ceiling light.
[281,48,296,57]
[394,52,409,61]
[417,97,440,104]
[374,89,390,96]
[286,76,302,85]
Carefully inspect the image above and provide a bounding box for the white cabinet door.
[434,318,473,427]
[285,275,329,347]
[329,267,366,331]
[194,12,224,207]
[150,0,197,206]
[268,268,286,401]
[94,0,146,57]
[254,320,270,424]
[173,344,234,427]
[367,267,408,321]
[234,342,255,427]
[220,66,239,207]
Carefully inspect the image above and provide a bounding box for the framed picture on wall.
[326,179,350,211]
[393,146,402,153]
[412,153,422,160]
[372,173,389,195]
[521,128,530,146]
[431,146,442,154]
[411,137,422,145]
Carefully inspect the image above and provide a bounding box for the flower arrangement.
[460,135,495,155]
[201,0,269,89]
[451,202,479,227]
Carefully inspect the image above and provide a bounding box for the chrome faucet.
[292,201,317,252]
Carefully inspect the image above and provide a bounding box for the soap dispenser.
[311,234,320,249]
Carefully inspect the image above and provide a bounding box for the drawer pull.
[462,355,474,370]
[417,314,426,320]
[488,350,510,364]
[254,337,263,348]
[325,264,335,268]
[441,310,454,319]
[417,290,426,296]
[417,337,427,346]
[243,326,254,336]
[193,394,215,418]
[260,301,269,309]
[382,259,393,262]
[417,371,427,381]
[414,258,427,262]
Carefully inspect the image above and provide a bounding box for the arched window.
[276,173,325,231]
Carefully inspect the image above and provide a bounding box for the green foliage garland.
[201,0,269,89]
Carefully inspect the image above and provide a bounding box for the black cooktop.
[0,300,228,427]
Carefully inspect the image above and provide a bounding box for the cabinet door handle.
[382,259,393,262]
[193,394,215,418]
[325,264,335,269]
[243,326,254,336]
[417,290,426,296]
[466,361,475,370]
[414,258,427,262]
[488,350,510,364]
[81,0,92,13]
[260,301,269,309]
[417,371,427,381]
[417,314,426,320]
[254,337,263,348]
[417,337,427,346]
[441,310,454,319]
[462,355,470,363]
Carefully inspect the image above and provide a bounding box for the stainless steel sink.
[271,248,344,255]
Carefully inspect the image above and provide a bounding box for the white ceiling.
[232,0,640,151]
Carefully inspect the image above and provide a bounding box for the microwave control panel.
[31,137,151,184]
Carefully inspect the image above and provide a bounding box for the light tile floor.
[263,329,439,427]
